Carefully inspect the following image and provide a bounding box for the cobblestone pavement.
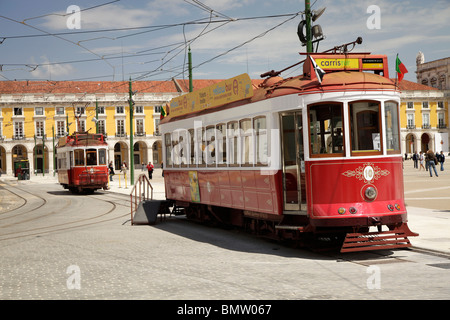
[0,167,449,301]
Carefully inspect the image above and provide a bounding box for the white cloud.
[30,56,74,79]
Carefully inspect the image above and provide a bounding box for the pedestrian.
[146,161,154,179]
[121,161,128,176]
[413,152,418,168]
[419,151,425,171]
[108,161,115,181]
[141,162,145,171]
[161,162,164,177]
[438,151,445,171]
[425,149,438,177]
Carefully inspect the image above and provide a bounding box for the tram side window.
[254,117,268,166]
[86,149,97,166]
[164,133,172,167]
[216,124,226,166]
[309,103,344,156]
[240,119,253,166]
[188,129,195,167]
[349,101,382,154]
[74,149,85,166]
[98,149,107,165]
[227,121,239,166]
[385,101,401,154]
[205,126,216,167]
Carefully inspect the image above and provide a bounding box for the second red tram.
[57,132,109,193]
[160,52,418,252]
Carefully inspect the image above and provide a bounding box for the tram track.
[0,182,130,242]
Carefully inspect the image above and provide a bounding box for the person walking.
[146,161,154,179]
[412,152,418,169]
[108,161,115,181]
[425,149,438,177]
[438,151,445,171]
[419,151,425,171]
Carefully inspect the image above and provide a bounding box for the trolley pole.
[128,78,134,185]
[305,0,313,53]
[188,46,193,92]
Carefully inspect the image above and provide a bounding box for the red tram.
[160,51,418,252]
[57,132,109,193]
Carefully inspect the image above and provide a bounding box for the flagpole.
[395,53,399,89]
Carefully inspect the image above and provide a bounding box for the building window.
[135,106,143,114]
[154,119,160,136]
[14,122,24,139]
[98,106,105,114]
[422,113,430,129]
[438,101,444,109]
[76,107,85,115]
[422,101,429,109]
[407,114,415,129]
[116,119,125,136]
[116,106,124,114]
[77,119,86,132]
[154,105,162,113]
[56,107,65,115]
[56,120,65,137]
[36,121,45,137]
[98,120,106,135]
[136,119,144,136]
[35,107,44,116]
[407,102,414,109]
[14,107,23,116]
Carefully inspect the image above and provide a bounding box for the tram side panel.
[165,169,283,216]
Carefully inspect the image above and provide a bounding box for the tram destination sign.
[310,54,386,74]
[169,73,254,118]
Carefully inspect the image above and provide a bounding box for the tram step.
[341,223,419,253]
[132,200,171,225]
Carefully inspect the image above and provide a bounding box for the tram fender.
[133,200,169,225]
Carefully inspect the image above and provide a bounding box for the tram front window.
[349,101,382,154]
[74,149,85,166]
[385,101,401,154]
[309,103,344,156]
[86,149,97,166]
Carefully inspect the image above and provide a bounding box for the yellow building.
[0,80,190,176]
[399,80,449,155]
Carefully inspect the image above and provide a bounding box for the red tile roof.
[0,78,264,95]
[392,79,439,91]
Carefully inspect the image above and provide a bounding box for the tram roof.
[162,69,397,124]
[58,132,108,148]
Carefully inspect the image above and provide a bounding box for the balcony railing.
[438,123,447,129]
[422,124,431,129]
[115,133,127,138]
[406,125,416,129]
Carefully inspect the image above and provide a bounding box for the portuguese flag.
[160,104,166,120]
[395,54,408,82]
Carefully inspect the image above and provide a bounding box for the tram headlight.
[364,186,377,201]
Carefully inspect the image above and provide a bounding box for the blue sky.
[0,0,449,83]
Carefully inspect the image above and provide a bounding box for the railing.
[130,174,153,225]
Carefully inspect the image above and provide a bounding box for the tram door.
[280,112,306,213]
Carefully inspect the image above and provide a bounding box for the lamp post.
[128,78,134,185]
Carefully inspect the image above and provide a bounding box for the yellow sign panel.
[315,58,359,70]
[170,73,254,118]
[189,171,200,203]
